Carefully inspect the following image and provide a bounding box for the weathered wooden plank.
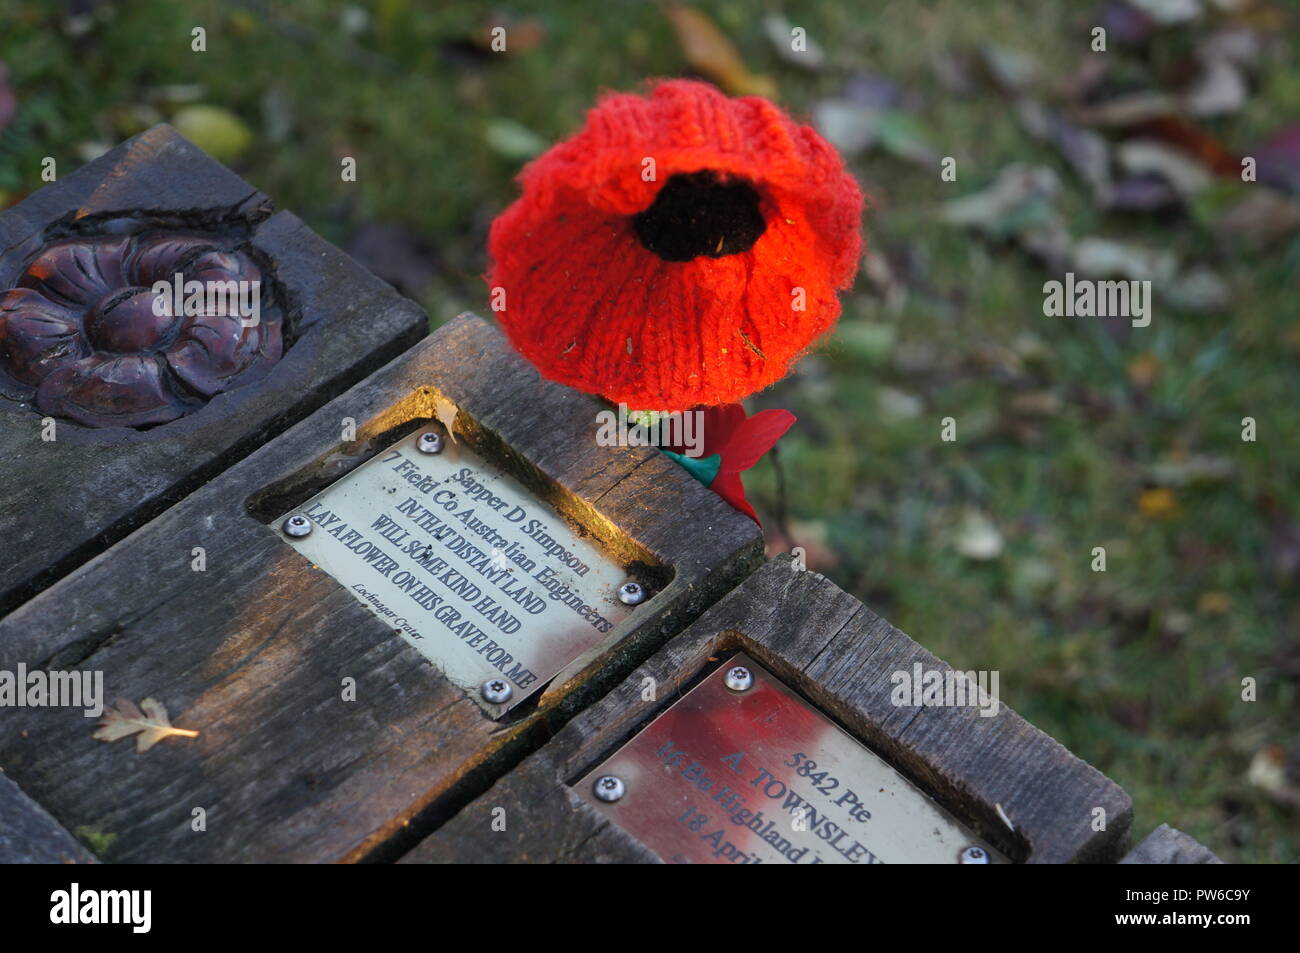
[0,773,96,864]
[0,314,762,862]
[1120,824,1223,864]
[0,124,427,613]
[401,556,1134,864]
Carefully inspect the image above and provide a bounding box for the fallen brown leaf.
[663,3,776,98]
[1127,352,1161,389]
[94,698,199,753]
[1196,591,1232,615]
[1138,487,1179,519]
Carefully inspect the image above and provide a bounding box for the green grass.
[2,0,1296,862]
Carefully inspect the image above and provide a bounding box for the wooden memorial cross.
[0,128,1223,865]
[0,312,761,862]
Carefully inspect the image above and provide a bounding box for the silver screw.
[617,581,646,605]
[959,846,990,864]
[724,665,753,692]
[282,514,312,538]
[593,775,626,803]
[416,431,443,454]
[480,678,512,705]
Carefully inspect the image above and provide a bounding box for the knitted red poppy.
[487,79,863,411]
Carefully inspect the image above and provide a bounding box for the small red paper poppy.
[487,79,863,411]
[664,403,796,524]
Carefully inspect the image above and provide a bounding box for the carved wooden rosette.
[0,230,283,428]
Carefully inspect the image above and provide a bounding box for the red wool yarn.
[486,79,864,411]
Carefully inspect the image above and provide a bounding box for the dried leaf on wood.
[94,698,199,753]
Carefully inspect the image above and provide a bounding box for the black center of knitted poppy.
[632,171,766,262]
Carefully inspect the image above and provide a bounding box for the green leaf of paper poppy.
[661,450,722,487]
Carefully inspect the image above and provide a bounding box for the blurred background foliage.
[2,0,1297,862]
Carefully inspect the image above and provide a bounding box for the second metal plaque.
[580,655,1006,864]
[279,428,635,716]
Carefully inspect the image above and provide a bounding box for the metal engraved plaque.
[279,428,634,716]
[580,655,1006,864]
